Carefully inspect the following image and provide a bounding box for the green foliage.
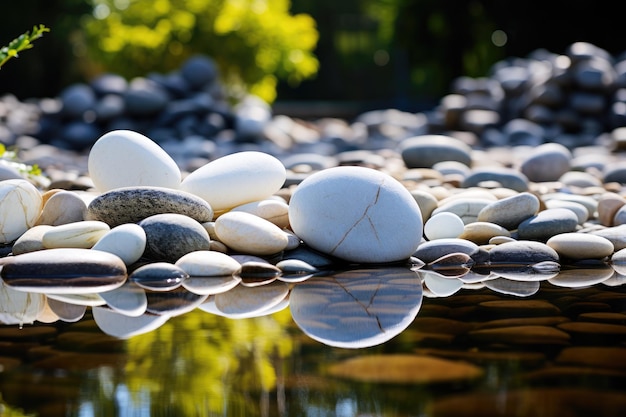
[80,0,319,103]
[0,143,42,179]
[0,24,50,70]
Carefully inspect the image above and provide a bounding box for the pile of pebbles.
[4,42,626,332]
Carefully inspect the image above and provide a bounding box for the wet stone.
[87,186,214,228]
[129,262,189,291]
[0,248,127,294]
[468,325,571,346]
[477,300,562,318]
[327,354,483,385]
[413,238,480,264]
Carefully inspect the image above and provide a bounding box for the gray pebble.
[139,213,211,263]
[517,208,579,241]
[462,167,529,192]
[87,186,214,227]
[489,240,559,265]
[399,134,472,168]
[477,192,540,230]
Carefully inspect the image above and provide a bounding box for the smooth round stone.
[180,151,286,212]
[98,281,147,317]
[92,306,170,339]
[35,190,87,226]
[544,199,589,224]
[11,225,53,255]
[458,222,511,245]
[86,186,214,227]
[477,192,540,230]
[517,208,579,241]
[543,193,597,220]
[547,233,614,260]
[603,161,626,184]
[92,223,147,266]
[489,240,559,265]
[519,143,572,183]
[0,248,127,294]
[214,211,289,256]
[597,192,626,226]
[288,166,423,263]
[175,250,242,276]
[432,198,493,225]
[611,204,626,226]
[591,225,626,251]
[409,189,439,221]
[413,238,480,264]
[0,179,43,243]
[87,130,181,193]
[129,262,189,291]
[462,167,529,192]
[424,212,464,240]
[42,220,110,249]
[139,213,211,263]
[275,258,318,274]
[230,199,290,229]
[558,171,603,188]
[399,134,472,168]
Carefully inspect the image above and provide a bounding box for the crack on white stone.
[329,180,383,255]
[333,277,385,332]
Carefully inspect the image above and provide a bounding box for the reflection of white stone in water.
[45,293,106,307]
[45,297,86,322]
[548,266,615,288]
[210,281,289,319]
[0,279,45,325]
[484,277,541,297]
[289,268,423,349]
[419,270,464,297]
[92,306,170,339]
[182,275,241,296]
[98,281,147,317]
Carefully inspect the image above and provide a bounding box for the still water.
[1,263,626,417]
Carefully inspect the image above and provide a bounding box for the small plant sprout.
[0,24,50,69]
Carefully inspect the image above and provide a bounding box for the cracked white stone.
[288,166,423,263]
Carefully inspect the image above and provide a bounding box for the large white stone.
[214,211,289,255]
[87,130,181,192]
[0,179,43,243]
[288,166,423,263]
[179,151,286,212]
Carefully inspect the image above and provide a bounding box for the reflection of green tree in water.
[120,308,294,415]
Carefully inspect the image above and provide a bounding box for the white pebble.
[424,212,465,240]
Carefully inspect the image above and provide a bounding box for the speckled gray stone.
[139,213,211,263]
[87,186,214,227]
[477,192,540,230]
[517,208,579,241]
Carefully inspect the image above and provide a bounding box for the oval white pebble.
[180,151,286,212]
[288,166,423,263]
[92,223,147,265]
[231,199,290,228]
[0,179,43,243]
[42,220,111,249]
[424,212,465,240]
[214,211,289,255]
[175,250,242,276]
[87,130,181,192]
[546,232,615,259]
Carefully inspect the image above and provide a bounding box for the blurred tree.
[78,0,319,103]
